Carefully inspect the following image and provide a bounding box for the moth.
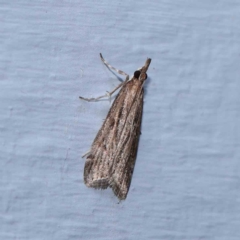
[80,54,151,200]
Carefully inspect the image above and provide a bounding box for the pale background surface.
[1,1,240,239]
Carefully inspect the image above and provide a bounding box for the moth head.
[134,69,148,80]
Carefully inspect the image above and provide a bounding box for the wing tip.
[109,177,128,200]
[84,178,110,189]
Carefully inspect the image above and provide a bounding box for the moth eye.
[134,70,141,79]
[144,73,148,80]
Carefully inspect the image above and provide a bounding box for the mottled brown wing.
[110,87,143,200]
[84,78,144,200]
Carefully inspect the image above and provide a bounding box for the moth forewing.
[81,54,151,200]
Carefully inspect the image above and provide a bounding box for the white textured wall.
[1,1,240,239]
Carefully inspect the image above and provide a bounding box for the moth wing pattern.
[84,79,144,200]
[110,86,144,200]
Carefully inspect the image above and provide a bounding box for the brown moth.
[80,54,151,200]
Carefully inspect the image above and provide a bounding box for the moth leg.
[82,150,91,158]
[79,53,130,102]
[100,53,129,78]
[79,79,128,102]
